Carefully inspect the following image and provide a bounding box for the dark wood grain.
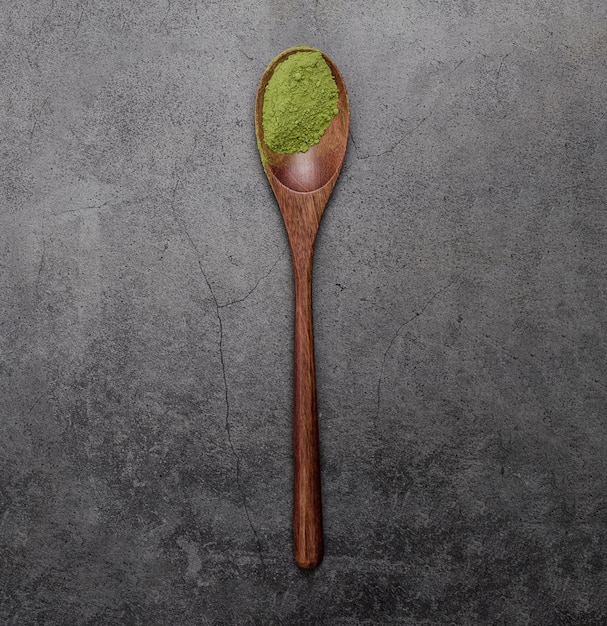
[255,47,349,569]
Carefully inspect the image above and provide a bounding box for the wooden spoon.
[255,47,349,568]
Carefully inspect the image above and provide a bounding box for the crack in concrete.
[348,129,360,161]
[160,0,173,28]
[39,0,55,32]
[168,161,266,571]
[449,57,468,75]
[495,52,511,94]
[238,48,255,62]
[47,201,110,219]
[214,303,266,571]
[26,393,45,416]
[35,221,46,300]
[44,194,157,221]
[76,5,85,29]
[375,275,460,426]
[350,116,430,161]
[218,244,288,309]
[29,96,50,141]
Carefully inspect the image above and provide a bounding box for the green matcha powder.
[262,50,339,154]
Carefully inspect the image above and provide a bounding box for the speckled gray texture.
[1,1,606,624]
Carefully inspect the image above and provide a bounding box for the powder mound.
[262,50,339,154]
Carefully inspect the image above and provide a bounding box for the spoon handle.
[292,253,323,568]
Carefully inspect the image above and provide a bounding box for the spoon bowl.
[255,47,349,569]
[256,47,349,192]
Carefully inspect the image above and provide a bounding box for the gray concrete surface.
[1,1,606,624]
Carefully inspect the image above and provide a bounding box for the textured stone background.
[1,1,606,624]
